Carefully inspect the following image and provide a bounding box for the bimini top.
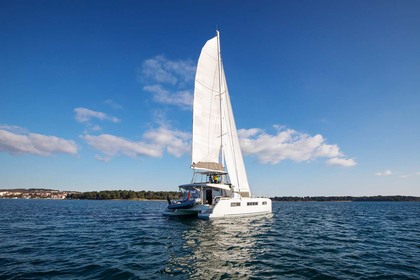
[191,161,225,173]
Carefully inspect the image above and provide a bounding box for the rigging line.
[225,92,242,193]
[214,88,228,97]
[194,80,223,94]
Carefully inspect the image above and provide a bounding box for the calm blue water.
[0,200,419,279]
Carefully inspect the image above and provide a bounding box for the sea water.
[0,199,419,279]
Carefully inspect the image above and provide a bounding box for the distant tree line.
[270,196,420,202]
[54,190,420,202]
[67,190,179,200]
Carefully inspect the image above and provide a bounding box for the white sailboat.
[162,31,272,219]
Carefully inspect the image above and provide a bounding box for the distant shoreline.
[1,189,419,202]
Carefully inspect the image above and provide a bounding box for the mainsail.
[192,31,251,197]
[191,35,222,171]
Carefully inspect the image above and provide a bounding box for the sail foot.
[191,161,224,172]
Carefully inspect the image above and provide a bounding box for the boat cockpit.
[177,171,233,206]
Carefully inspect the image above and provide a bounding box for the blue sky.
[1,0,419,196]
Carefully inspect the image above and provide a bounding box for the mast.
[216,30,224,168]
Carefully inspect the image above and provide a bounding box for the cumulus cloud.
[143,85,193,109]
[238,126,356,167]
[327,157,357,167]
[140,55,195,109]
[238,128,262,138]
[82,126,190,161]
[0,125,28,134]
[141,55,195,85]
[82,134,161,158]
[143,126,190,157]
[0,127,77,156]
[374,170,393,176]
[74,107,120,124]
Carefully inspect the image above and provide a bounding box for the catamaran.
[162,31,272,219]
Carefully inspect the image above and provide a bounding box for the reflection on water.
[163,214,274,279]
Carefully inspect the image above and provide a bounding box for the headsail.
[220,65,251,197]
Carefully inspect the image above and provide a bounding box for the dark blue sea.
[0,199,419,279]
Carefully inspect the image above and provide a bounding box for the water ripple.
[0,200,419,279]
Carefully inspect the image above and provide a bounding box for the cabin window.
[231,202,241,207]
[247,202,258,206]
[262,201,267,205]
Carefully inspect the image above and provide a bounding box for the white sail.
[192,36,222,171]
[192,32,251,196]
[220,65,251,196]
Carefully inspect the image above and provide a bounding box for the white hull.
[162,197,272,219]
[198,197,272,219]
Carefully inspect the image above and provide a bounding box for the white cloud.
[91,125,101,132]
[327,157,357,167]
[94,154,111,162]
[0,125,28,134]
[400,172,420,178]
[82,126,190,161]
[374,170,420,178]
[0,128,77,156]
[140,55,195,109]
[105,99,123,110]
[74,107,120,124]
[143,85,192,109]
[374,170,393,176]
[238,126,356,167]
[82,134,161,158]
[141,55,195,86]
[238,128,262,138]
[143,126,191,157]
